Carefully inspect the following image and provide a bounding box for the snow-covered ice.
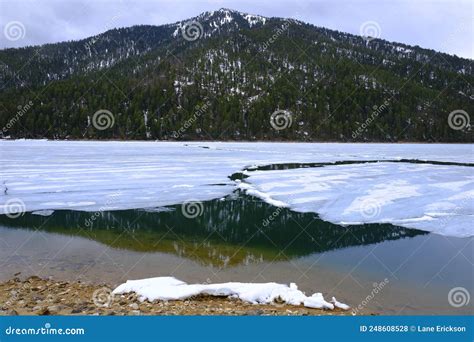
[0,140,472,237]
[237,162,474,237]
[112,276,344,310]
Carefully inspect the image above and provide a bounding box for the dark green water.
[0,194,425,267]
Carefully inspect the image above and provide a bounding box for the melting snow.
[112,276,346,310]
[237,162,474,237]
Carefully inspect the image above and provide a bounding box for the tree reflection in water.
[0,194,426,267]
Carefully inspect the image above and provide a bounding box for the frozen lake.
[1,140,473,237]
[0,140,473,314]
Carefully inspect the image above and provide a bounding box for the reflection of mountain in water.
[0,194,426,267]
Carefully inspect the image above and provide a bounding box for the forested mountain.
[0,8,472,141]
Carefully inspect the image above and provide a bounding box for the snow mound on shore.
[112,276,349,310]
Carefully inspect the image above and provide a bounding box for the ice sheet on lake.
[112,276,348,310]
[0,140,473,237]
[237,162,474,237]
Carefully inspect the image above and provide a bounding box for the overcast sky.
[0,0,472,59]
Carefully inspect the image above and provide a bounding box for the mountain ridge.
[0,8,472,142]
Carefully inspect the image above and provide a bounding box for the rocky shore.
[0,276,352,316]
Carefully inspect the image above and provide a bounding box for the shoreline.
[1,139,472,144]
[0,276,354,316]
